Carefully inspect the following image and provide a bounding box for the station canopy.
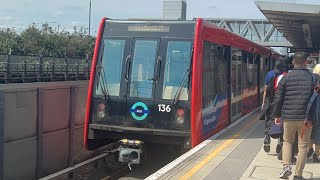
[255,1,320,50]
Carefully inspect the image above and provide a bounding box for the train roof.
[105,18,195,24]
[102,18,273,56]
[198,19,271,56]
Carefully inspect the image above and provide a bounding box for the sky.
[0,0,267,33]
[0,0,319,34]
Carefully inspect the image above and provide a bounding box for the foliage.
[0,23,95,58]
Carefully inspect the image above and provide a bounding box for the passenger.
[307,64,320,161]
[260,58,287,153]
[273,52,314,180]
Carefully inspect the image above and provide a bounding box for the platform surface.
[146,111,320,180]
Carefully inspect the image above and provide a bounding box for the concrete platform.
[146,111,320,180]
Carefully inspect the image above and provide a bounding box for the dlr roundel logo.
[129,102,150,121]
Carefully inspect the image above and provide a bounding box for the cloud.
[64,4,87,12]
[0,16,20,28]
[0,16,14,21]
[208,4,217,9]
[71,21,82,26]
[0,9,16,13]
[52,10,64,17]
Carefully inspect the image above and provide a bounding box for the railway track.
[38,143,182,180]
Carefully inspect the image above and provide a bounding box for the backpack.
[266,72,287,104]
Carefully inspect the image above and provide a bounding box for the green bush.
[0,23,95,58]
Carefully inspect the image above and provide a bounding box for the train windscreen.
[95,39,192,101]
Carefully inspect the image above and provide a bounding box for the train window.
[96,39,125,96]
[260,57,265,92]
[254,55,259,87]
[202,41,227,110]
[243,52,258,87]
[162,41,192,100]
[241,52,248,89]
[129,40,158,98]
[231,48,243,118]
[247,54,254,86]
[265,58,269,66]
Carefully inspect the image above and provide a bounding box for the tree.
[0,28,19,54]
[19,23,44,56]
[0,23,95,58]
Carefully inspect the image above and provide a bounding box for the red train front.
[84,18,277,151]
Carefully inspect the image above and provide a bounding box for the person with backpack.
[306,64,320,162]
[273,52,314,180]
[260,58,287,153]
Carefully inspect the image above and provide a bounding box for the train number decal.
[158,104,171,112]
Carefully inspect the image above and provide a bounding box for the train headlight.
[97,103,106,119]
[97,111,106,119]
[177,116,184,124]
[176,109,185,124]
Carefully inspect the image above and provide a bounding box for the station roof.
[255,1,320,49]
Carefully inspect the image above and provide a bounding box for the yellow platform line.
[179,118,258,180]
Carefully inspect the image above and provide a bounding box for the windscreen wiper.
[95,44,109,100]
[172,47,193,105]
[96,64,110,100]
[172,69,191,105]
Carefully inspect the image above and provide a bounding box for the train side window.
[162,41,192,100]
[241,52,248,89]
[260,57,265,92]
[254,55,259,87]
[247,54,254,86]
[202,41,227,110]
[96,39,125,96]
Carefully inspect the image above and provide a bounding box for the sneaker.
[307,147,314,158]
[293,175,307,180]
[276,144,282,154]
[263,134,271,153]
[279,165,292,179]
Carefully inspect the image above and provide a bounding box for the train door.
[124,38,161,125]
[231,48,242,122]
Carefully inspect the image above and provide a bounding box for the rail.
[0,55,92,84]
[38,148,120,180]
[38,153,110,180]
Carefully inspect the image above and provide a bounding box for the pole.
[89,0,91,36]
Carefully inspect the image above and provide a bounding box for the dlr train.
[84,18,280,151]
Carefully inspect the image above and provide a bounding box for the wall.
[0,81,100,180]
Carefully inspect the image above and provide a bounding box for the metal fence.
[0,55,92,84]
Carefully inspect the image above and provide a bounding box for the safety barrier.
[0,81,102,180]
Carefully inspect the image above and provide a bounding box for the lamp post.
[89,0,92,36]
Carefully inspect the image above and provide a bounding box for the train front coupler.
[118,139,143,170]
